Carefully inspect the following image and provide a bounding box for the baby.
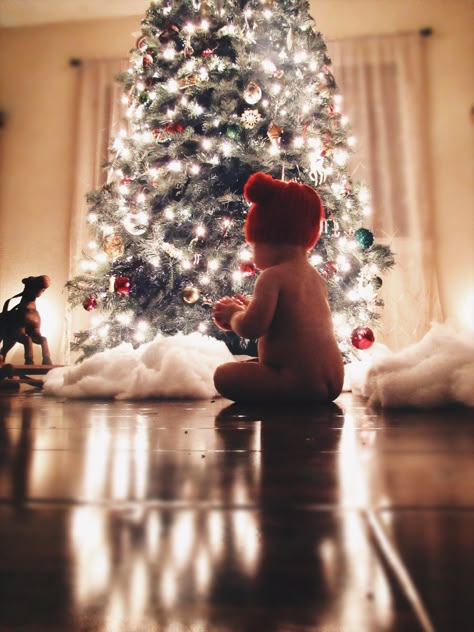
[212,172,344,404]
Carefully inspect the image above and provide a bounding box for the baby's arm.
[229,269,279,339]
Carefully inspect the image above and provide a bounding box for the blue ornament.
[354,228,374,249]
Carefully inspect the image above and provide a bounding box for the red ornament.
[114,276,131,296]
[120,177,132,185]
[83,296,97,311]
[321,261,338,279]
[351,327,375,350]
[143,52,153,66]
[239,261,256,277]
[165,122,184,134]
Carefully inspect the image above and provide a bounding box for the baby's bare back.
[259,260,344,397]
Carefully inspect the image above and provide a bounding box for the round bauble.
[243,81,262,105]
[182,285,201,304]
[103,234,124,259]
[123,211,149,236]
[354,228,374,249]
[351,326,375,350]
[321,261,338,279]
[114,276,131,296]
[83,296,97,311]
[239,261,256,277]
[267,122,283,143]
[143,52,153,66]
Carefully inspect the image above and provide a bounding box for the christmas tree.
[67,0,394,362]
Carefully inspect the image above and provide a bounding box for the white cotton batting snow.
[43,333,234,400]
[345,323,474,408]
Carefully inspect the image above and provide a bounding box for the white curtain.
[65,58,128,361]
[328,34,443,350]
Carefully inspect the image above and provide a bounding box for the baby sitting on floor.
[212,172,344,404]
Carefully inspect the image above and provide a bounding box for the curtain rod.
[327,26,433,43]
[68,26,432,66]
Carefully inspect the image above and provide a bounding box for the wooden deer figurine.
[0,275,52,365]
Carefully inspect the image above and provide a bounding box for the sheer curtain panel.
[328,34,442,350]
[66,59,127,361]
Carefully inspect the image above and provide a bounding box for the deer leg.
[18,333,34,365]
[1,337,17,364]
[30,330,52,365]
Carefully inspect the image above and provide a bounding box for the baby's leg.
[214,361,285,403]
[215,360,313,404]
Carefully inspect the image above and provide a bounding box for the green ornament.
[138,91,152,107]
[354,228,374,249]
[372,276,383,289]
[226,124,240,140]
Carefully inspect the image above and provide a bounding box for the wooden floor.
[0,390,472,632]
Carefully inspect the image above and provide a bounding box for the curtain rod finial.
[419,27,433,37]
[69,58,82,67]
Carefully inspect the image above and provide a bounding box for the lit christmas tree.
[67,0,394,361]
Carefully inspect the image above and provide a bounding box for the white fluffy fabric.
[44,333,234,400]
[346,323,474,408]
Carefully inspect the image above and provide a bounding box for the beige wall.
[0,0,472,363]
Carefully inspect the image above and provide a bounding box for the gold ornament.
[243,81,262,105]
[103,234,124,259]
[267,122,283,143]
[182,285,201,304]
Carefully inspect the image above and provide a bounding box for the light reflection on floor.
[0,395,401,631]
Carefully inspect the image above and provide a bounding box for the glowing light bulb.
[347,136,356,147]
[190,164,201,175]
[182,260,192,270]
[116,312,132,325]
[294,50,307,63]
[166,79,179,93]
[202,138,212,150]
[198,323,208,333]
[221,141,232,156]
[208,259,219,271]
[196,225,207,238]
[293,136,304,148]
[88,241,98,250]
[359,186,370,204]
[310,254,323,265]
[261,59,277,74]
[164,208,174,219]
[168,160,182,172]
[334,149,349,166]
[163,47,175,60]
[201,19,210,30]
[88,213,98,224]
[137,192,146,204]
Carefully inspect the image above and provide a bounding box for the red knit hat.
[243,172,324,250]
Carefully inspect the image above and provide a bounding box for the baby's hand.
[233,293,251,307]
[212,297,245,331]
